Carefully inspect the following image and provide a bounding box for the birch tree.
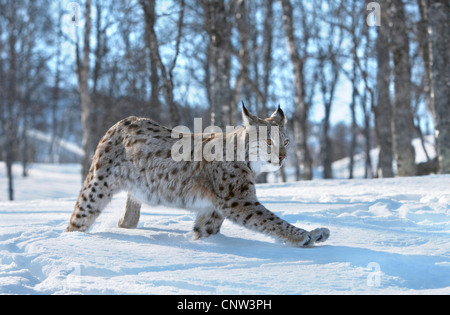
[427,0,450,173]
[140,0,184,127]
[279,0,314,180]
[374,0,394,178]
[387,0,416,176]
[2,1,18,200]
[202,0,232,128]
[76,0,94,179]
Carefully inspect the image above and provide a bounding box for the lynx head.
[241,102,290,173]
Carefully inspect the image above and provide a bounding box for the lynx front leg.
[221,200,329,247]
[192,210,225,240]
[118,192,142,229]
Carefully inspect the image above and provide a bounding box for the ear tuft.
[269,104,287,125]
[242,101,255,126]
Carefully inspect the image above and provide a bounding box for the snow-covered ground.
[0,162,449,294]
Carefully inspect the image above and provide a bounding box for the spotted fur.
[66,105,330,247]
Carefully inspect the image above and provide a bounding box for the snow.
[0,162,449,294]
[25,129,84,157]
[327,136,437,179]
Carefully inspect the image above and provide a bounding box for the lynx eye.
[266,139,272,146]
[284,139,289,146]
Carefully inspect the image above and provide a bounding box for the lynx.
[66,105,330,247]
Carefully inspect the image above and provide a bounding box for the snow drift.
[0,163,449,294]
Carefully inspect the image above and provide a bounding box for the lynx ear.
[241,101,258,126]
[269,104,287,125]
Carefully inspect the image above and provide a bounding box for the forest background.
[0,0,448,200]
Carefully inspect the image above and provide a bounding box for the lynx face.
[242,104,290,173]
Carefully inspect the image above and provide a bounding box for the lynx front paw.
[192,224,221,240]
[65,223,87,232]
[305,228,330,246]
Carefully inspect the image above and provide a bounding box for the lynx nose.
[279,155,286,163]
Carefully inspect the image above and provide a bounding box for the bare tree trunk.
[261,0,273,119]
[279,0,312,180]
[77,0,94,180]
[140,0,183,127]
[21,92,30,178]
[428,0,450,173]
[362,27,374,179]
[49,5,63,163]
[147,27,160,119]
[203,45,213,124]
[349,60,358,179]
[318,31,340,179]
[362,89,373,179]
[232,0,249,125]
[348,3,360,180]
[6,157,13,201]
[202,0,232,128]
[136,0,161,119]
[257,0,274,184]
[5,1,18,200]
[319,52,331,179]
[319,58,339,179]
[19,3,36,178]
[387,0,416,176]
[374,7,394,178]
[321,101,333,179]
[417,0,433,118]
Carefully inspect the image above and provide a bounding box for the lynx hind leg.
[192,210,225,240]
[118,192,142,229]
[66,170,117,232]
